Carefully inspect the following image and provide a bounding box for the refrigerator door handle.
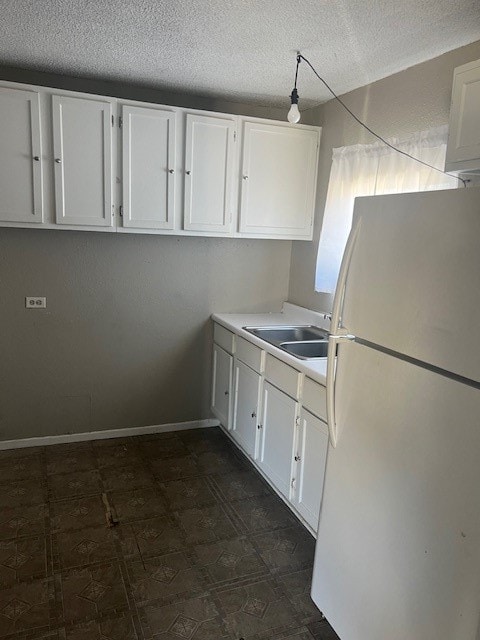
[330,217,362,334]
[326,218,362,447]
[326,332,355,447]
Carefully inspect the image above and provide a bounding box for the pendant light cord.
[297,53,468,188]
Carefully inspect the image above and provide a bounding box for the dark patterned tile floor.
[0,427,339,640]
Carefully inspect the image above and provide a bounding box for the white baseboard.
[0,419,220,451]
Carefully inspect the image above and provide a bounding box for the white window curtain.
[315,125,458,294]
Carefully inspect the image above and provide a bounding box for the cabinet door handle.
[242,175,248,180]
[33,156,40,161]
[185,170,191,175]
[257,424,262,430]
[224,390,229,396]
[169,169,174,174]
[55,158,62,163]
[251,411,256,418]
[294,455,301,462]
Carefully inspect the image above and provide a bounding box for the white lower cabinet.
[211,322,329,534]
[231,358,262,458]
[211,344,233,429]
[292,408,329,530]
[257,381,298,499]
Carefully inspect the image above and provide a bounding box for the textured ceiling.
[1,0,480,109]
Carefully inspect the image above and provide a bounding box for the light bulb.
[287,103,301,124]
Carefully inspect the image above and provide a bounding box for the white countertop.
[212,302,330,385]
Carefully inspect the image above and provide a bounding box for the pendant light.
[287,53,301,123]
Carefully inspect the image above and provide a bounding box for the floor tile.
[109,487,167,523]
[120,517,185,560]
[252,527,316,575]
[216,578,299,639]
[280,570,323,625]
[179,428,229,454]
[94,443,143,469]
[160,478,217,512]
[0,577,55,637]
[193,536,268,587]
[211,469,272,502]
[53,526,118,570]
[149,456,201,482]
[61,562,128,623]
[50,496,107,533]
[101,465,154,493]
[64,613,139,639]
[0,479,47,508]
[195,450,245,476]
[48,470,103,500]
[0,428,338,640]
[0,504,47,540]
[0,455,44,483]
[176,505,238,546]
[139,436,189,460]
[307,620,340,640]
[0,536,47,587]
[139,594,229,639]
[230,495,297,533]
[127,551,207,605]
[46,450,97,476]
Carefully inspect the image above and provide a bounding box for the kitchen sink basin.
[244,325,329,345]
[280,341,329,359]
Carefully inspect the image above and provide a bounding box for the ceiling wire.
[296,53,468,188]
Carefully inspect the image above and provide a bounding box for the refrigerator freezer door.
[342,187,480,383]
[312,341,480,640]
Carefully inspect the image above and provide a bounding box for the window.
[315,125,458,294]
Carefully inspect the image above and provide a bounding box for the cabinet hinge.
[111,115,114,127]
[119,117,123,129]
[295,416,300,427]
[291,477,296,488]
[119,205,123,217]
[111,204,115,217]
[234,131,237,142]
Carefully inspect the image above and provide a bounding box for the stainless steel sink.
[279,340,329,359]
[244,325,329,345]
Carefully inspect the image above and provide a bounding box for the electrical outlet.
[25,297,47,309]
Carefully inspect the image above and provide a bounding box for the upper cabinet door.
[239,121,319,239]
[184,113,236,234]
[446,58,480,171]
[122,105,176,229]
[52,95,113,227]
[0,87,43,223]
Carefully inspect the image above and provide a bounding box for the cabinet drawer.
[236,336,264,373]
[213,323,235,354]
[265,354,300,399]
[302,377,327,421]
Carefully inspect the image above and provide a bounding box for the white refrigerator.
[311,187,480,640]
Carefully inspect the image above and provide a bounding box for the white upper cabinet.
[0,80,322,237]
[122,104,176,229]
[184,113,236,233]
[446,58,480,174]
[239,120,320,239]
[52,94,113,227]
[0,87,43,224]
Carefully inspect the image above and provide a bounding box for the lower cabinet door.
[257,381,297,498]
[232,359,262,458]
[292,408,329,531]
[211,344,233,429]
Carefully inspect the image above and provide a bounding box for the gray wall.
[0,67,291,441]
[288,39,480,313]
